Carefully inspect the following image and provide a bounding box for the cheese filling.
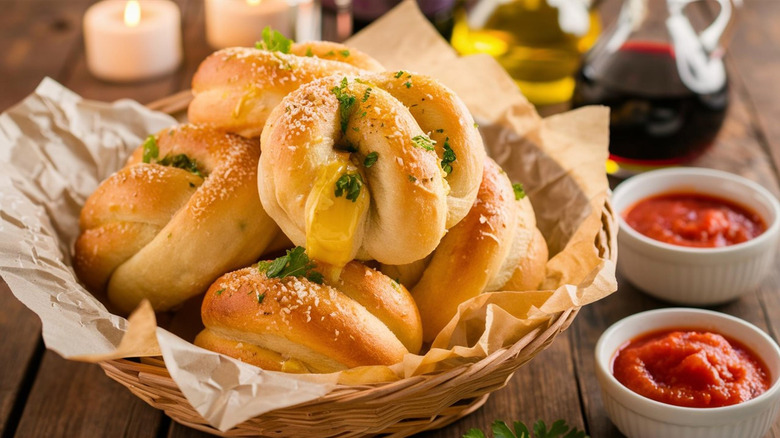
[305,157,369,277]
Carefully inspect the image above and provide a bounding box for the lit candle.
[205,0,293,49]
[84,0,183,82]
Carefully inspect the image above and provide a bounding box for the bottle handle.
[699,0,739,53]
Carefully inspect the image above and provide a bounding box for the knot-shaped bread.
[189,41,384,138]
[258,72,486,270]
[74,124,279,314]
[383,158,548,342]
[194,258,422,372]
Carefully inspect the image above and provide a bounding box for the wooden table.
[1,1,779,437]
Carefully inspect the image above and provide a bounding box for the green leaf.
[364,151,378,168]
[265,254,289,277]
[142,135,158,163]
[340,49,350,57]
[305,46,314,57]
[404,81,412,88]
[411,134,436,151]
[362,87,372,102]
[512,183,526,200]
[491,420,517,438]
[331,77,357,134]
[256,26,292,53]
[334,173,363,202]
[441,137,456,175]
[258,247,323,284]
[215,288,225,296]
[513,421,531,438]
[463,429,486,438]
[157,153,203,177]
[256,292,266,304]
[394,70,405,78]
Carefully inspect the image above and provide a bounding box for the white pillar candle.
[84,0,182,82]
[205,0,293,49]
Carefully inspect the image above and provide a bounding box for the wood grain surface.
[1,0,778,437]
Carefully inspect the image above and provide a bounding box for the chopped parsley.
[257,246,323,284]
[513,183,526,200]
[408,175,417,182]
[325,50,336,56]
[142,134,202,177]
[362,87,372,102]
[340,49,350,57]
[404,81,412,88]
[435,128,444,133]
[363,151,378,168]
[394,70,405,78]
[441,137,456,175]
[335,173,363,202]
[331,77,357,134]
[256,292,266,304]
[215,288,225,296]
[142,135,159,163]
[255,26,292,54]
[157,153,203,178]
[305,47,314,57]
[411,134,436,151]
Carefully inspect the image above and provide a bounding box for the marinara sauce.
[612,329,771,408]
[623,192,766,247]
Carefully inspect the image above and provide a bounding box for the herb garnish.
[364,152,378,168]
[441,137,456,175]
[411,134,436,151]
[142,135,158,163]
[257,246,323,284]
[340,49,350,57]
[464,419,588,438]
[362,87,372,102]
[215,288,225,296]
[305,47,314,57]
[331,77,357,134]
[404,81,412,88]
[256,292,266,304]
[408,175,417,182]
[325,50,336,56]
[255,26,292,54]
[394,70,405,78]
[512,183,526,200]
[142,134,202,177]
[335,173,363,202]
[158,154,203,177]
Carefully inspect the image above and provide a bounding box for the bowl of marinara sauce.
[612,167,780,305]
[595,308,780,438]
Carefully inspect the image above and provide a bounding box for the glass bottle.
[451,0,601,105]
[571,0,739,177]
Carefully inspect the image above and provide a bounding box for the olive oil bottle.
[451,0,600,105]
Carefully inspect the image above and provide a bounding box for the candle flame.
[124,0,141,27]
[246,0,262,5]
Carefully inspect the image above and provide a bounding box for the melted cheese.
[305,157,369,278]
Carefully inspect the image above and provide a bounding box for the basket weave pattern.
[97,92,618,437]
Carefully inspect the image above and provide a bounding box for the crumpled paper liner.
[0,1,616,432]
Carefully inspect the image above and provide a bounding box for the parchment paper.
[0,1,616,432]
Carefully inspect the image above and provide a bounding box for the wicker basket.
[97,91,618,437]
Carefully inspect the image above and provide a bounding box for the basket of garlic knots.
[0,2,616,437]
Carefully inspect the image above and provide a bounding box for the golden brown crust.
[74,124,280,314]
[195,262,422,372]
[189,43,384,138]
[393,159,549,343]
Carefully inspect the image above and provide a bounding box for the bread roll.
[189,42,383,138]
[257,73,485,272]
[74,124,280,314]
[194,259,422,372]
[390,158,548,343]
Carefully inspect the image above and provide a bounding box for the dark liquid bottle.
[572,41,728,173]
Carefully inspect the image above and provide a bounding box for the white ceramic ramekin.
[595,308,780,438]
[612,167,780,305]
